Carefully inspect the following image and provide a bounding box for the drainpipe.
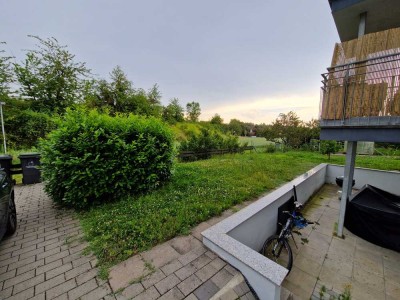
[337,12,366,237]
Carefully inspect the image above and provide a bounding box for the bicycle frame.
[272,217,294,256]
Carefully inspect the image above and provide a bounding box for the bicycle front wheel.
[261,235,293,272]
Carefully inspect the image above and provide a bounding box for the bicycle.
[261,186,314,273]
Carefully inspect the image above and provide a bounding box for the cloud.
[201,92,320,124]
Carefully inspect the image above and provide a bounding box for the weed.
[98,265,109,280]
[144,261,156,273]
[81,246,91,256]
[301,238,309,245]
[319,284,352,300]
[319,285,327,298]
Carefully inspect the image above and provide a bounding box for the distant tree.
[260,125,275,142]
[162,98,185,124]
[186,101,201,122]
[304,119,320,141]
[254,123,269,137]
[243,122,255,136]
[262,111,304,148]
[84,66,161,117]
[110,65,133,106]
[0,42,13,99]
[210,113,223,125]
[228,119,244,136]
[14,36,91,113]
[146,84,163,117]
[320,140,338,160]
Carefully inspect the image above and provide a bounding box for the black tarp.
[345,184,400,251]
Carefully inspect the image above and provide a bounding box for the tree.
[210,113,223,125]
[110,65,133,105]
[84,66,161,117]
[320,140,338,160]
[163,98,184,124]
[186,101,201,122]
[228,119,245,136]
[262,111,304,148]
[304,119,320,142]
[146,84,163,117]
[14,36,91,113]
[0,42,13,100]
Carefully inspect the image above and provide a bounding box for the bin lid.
[0,154,13,160]
[18,152,41,159]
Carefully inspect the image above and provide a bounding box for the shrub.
[265,144,276,153]
[40,109,174,209]
[5,106,56,149]
[179,128,240,159]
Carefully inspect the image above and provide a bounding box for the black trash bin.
[0,154,13,178]
[19,153,41,184]
[335,176,355,188]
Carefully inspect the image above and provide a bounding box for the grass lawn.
[238,136,273,147]
[79,151,400,269]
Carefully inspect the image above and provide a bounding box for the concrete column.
[337,141,357,237]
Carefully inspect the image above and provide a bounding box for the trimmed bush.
[40,109,174,209]
[4,99,56,149]
[179,128,240,159]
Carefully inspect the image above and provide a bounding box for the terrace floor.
[282,184,400,300]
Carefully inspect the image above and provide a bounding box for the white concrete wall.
[326,164,400,195]
[202,164,328,300]
[202,163,400,299]
[203,237,281,300]
[228,164,327,252]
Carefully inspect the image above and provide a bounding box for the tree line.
[1,36,320,150]
[1,36,202,119]
[0,36,205,148]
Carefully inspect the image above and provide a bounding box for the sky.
[0,0,339,124]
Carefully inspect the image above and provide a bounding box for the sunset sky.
[1,0,339,123]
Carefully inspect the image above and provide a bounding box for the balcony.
[319,28,400,142]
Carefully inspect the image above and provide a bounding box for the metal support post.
[337,141,357,237]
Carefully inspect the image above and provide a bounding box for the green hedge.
[40,109,175,209]
[4,99,56,149]
[179,128,240,159]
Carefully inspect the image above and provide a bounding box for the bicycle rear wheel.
[261,235,293,272]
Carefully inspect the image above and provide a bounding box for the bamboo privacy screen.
[321,28,400,120]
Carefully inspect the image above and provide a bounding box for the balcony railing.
[320,51,400,127]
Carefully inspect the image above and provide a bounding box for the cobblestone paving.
[0,184,255,300]
[108,209,255,299]
[0,184,113,300]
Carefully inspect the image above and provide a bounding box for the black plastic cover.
[345,184,400,251]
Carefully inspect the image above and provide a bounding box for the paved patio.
[0,184,113,300]
[2,183,399,299]
[282,184,400,300]
[0,183,255,300]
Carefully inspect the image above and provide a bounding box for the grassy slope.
[79,151,400,267]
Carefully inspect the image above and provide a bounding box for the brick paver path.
[0,184,255,300]
[0,184,114,300]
